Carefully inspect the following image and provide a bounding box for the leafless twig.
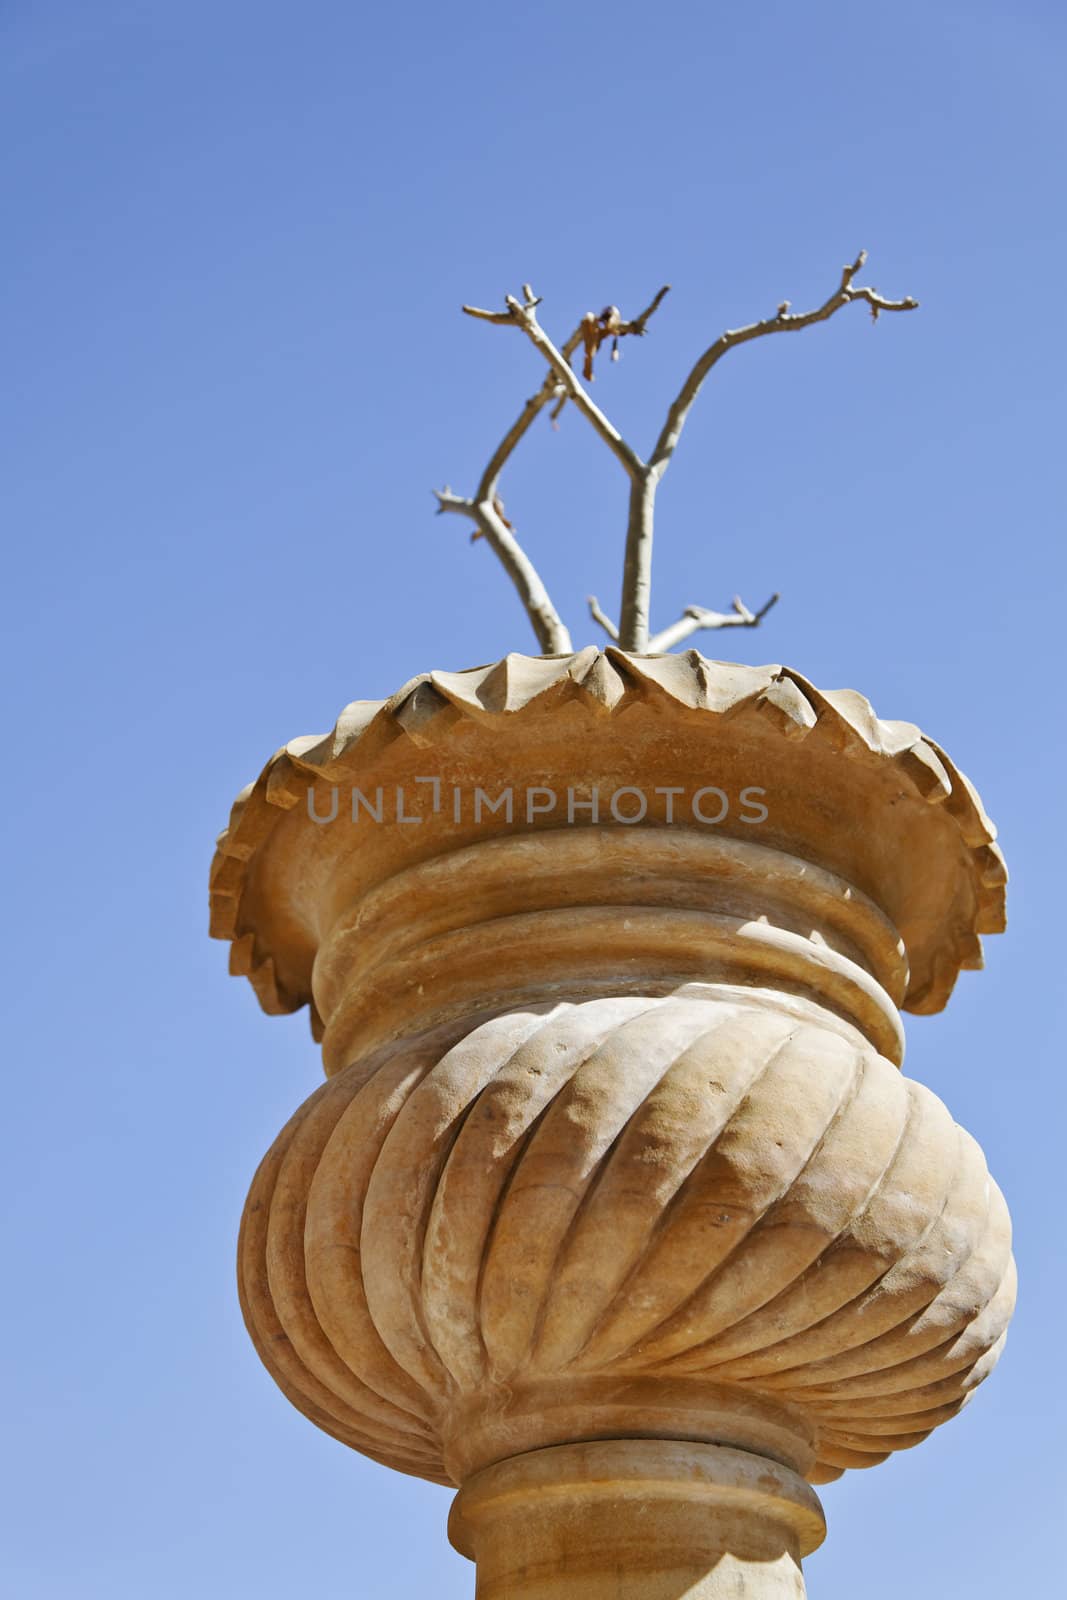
[618,252,917,650]
[586,594,620,642]
[647,593,780,652]
[446,253,916,654]
[441,286,669,652]
[462,286,645,477]
[647,252,916,478]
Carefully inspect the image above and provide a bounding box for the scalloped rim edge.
[208,648,1006,1025]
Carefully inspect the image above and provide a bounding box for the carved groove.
[238,994,1014,1487]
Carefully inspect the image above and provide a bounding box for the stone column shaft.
[449,1441,824,1600]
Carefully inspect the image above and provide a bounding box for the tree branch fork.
[437,253,917,654]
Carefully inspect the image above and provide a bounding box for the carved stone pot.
[211,649,1013,1599]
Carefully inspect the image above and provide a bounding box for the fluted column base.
[448,1439,826,1600]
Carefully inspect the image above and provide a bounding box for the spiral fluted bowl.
[239,991,1014,1488]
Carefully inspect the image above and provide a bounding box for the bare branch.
[620,473,656,653]
[461,285,654,476]
[618,284,671,337]
[647,592,780,653]
[477,384,555,504]
[502,291,646,479]
[460,305,523,326]
[586,594,620,642]
[461,284,544,324]
[434,488,572,654]
[461,283,543,325]
[616,251,915,652]
[437,307,609,651]
[437,298,620,653]
[648,252,917,476]
[452,257,913,660]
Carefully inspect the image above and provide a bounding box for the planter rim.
[209,647,1006,1025]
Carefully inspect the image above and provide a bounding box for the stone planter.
[211,648,1013,1598]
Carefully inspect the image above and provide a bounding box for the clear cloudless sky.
[2,2,1064,1596]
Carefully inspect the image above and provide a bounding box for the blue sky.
[2,2,1064,1595]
